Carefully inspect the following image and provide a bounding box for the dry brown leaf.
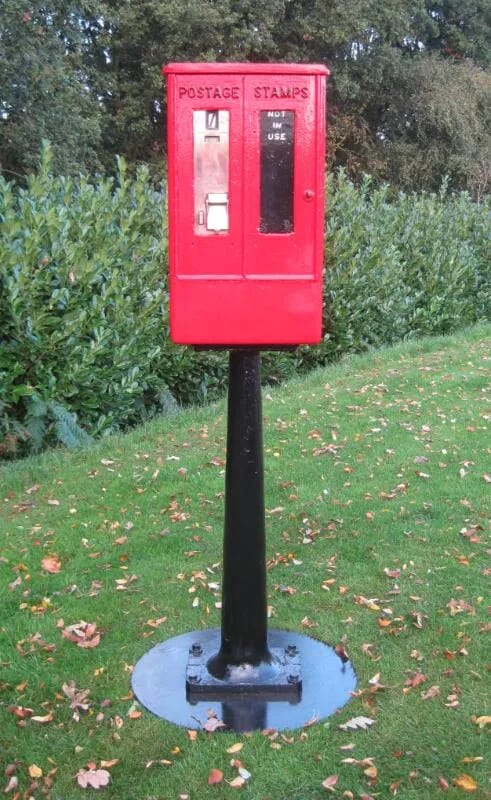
[452,774,478,792]
[384,568,401,579]
[339,716,375,731]
[228,776,246,788]
[9,705,33,719]
[28,764,43,779]
[62,621,101,648]
[208,769,223,785]
[322,774,339,791]
[203,716,226,732]
[41,555,61,574]
[364,765,378,779]
[76,769,111,789]
[404,671,428,688]
[4,775,18,794]
[62,681,91,714]
[421,685,440,700]
[226,743,244,754]
[472,715,491,728]
[31,711,54,723]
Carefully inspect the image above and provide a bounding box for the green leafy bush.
[1,154,489,458]
[322,173,490,360]
[0,147,169,455]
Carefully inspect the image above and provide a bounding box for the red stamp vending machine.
[131,64,358,734]
[164,62,328,346]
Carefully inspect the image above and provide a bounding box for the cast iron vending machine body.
[165,62,326,346]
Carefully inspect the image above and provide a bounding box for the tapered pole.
[208,349,271,677]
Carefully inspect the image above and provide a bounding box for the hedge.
[1,147,489,457]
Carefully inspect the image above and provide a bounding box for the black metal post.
[131,349,356,730]
[208,349,271,677]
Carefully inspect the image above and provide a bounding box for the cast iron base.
[132,628,356,732]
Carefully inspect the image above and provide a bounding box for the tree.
[376,56,491,196]
[1,0,489,192]
[423,0,491,65]
[0,1,103,178]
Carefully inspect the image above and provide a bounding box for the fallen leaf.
[404,671,428,689]
[226,743,244,754]
[41,555,61,574]
[339,716,376,732]
[384,568,401,579]
[228,776,246,788]
[4,775,18,794]
[28,764,43,779]
[322,774,339,791]
[100,759,119,768]
[303,715,320,728]
[203,716,226,732]
[62,621,101,648]
[9,705,33,719]
[447,598,475,617]
[208,769,223,785]
[421,685,440,700]
[62,681,91,715]
[472,715,491,728]
[76,769,111,789]
[364,765,378,779]
[31,711,54,723]
[452,774,478,792]
[354,596,381,611]
[438,776,450,790]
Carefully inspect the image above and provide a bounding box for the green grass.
[1,325,490,800]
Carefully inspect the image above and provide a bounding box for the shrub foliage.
[1,152,489,457]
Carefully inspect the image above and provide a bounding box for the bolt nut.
[285,644,298,657]
[190,643,202,656]
[187,673,201,684]
[287,673,300,684]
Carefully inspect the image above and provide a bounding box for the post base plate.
[132,628,356,732]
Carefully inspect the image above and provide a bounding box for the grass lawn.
[0,325,490,800]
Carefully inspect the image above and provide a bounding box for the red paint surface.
[164,62,328,346]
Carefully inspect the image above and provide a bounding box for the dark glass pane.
[260,111,294,233]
